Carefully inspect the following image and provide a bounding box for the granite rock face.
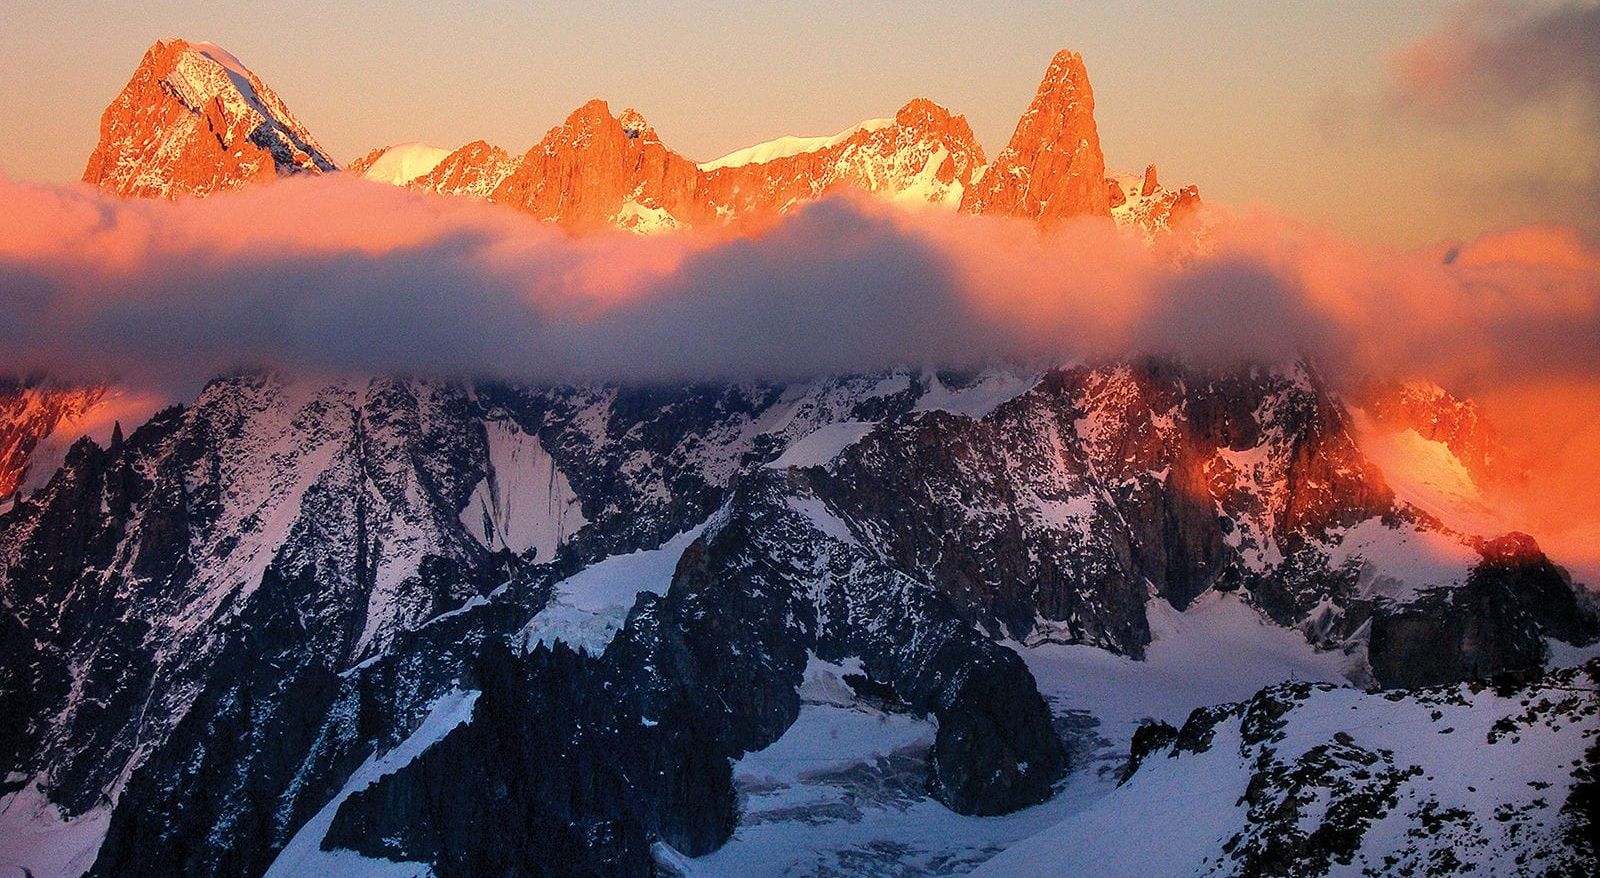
[1367,533,1597,689]
[2,364,1594,875]
[960,50,1112,225]
[83,39,335,198]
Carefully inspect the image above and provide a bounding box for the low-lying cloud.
[1,173,1596,396]
[2,171,1598,564]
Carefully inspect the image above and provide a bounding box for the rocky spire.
[960,49,1112,225]
[489,99,708,231]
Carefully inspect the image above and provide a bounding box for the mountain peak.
[493,99,705,229]
[565,98,615,129]
[960,48,1111,225]
[83,38,336,198]
[1041,48,1090,88]
[892,98,978,146]
[410,139,519,199]
[1141,164,1160,197]
[350,142,452,186]
[894,97,951,124]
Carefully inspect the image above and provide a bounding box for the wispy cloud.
[1386,0,1600,223]
[1389,0,1600,120]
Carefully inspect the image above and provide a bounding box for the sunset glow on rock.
[2,6,1598,877]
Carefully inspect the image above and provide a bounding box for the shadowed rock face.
[3,363,1595,875]
[808,361,1396,656]
[1367,533,1598,689]
[960,49,1112,225]
[322,470,1066,873]
[323,640,725,877]
[82,39,335,198]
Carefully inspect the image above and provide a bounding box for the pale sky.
[2,0,1589,246]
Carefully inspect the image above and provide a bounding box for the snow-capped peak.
[187,40,254,81]
[350,142,452,186]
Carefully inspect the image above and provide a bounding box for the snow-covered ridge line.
[698,118,894,170]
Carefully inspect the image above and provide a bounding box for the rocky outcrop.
[1367,533,1598,688]
[345,145,389,176]
[0,381,107,503]
[410,139,521,199]
[1090,664,1600,877]
[807,362,1397,654]
[1108,164,1204,236]
[83,39,335,198]
[700,98,987,219]
[490,101,709,231]
[960,49,1112,225]
[323,640,719,877]
[1357,379,1528,488]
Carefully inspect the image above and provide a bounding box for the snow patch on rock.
[767,421,876,469]
[459,419,586,560]
[0,780,113,878]
[914,370,1040,419]
[1325,517,1479,605]
[266,688,479,878]
[520,519,711,654]
[357,142,451,186]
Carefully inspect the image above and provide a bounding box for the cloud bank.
[2,173,1596,394]
[1,171,1598,564]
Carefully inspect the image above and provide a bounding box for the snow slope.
[459,419,586,559]
[767,421,878,469]
[1021,591,1351,747]
[698,119,893,171]
[913,370,1040,419]
[0,780,112,878]
[357,142,451,186]
[520,519,712,654]
[971,664,1600,877]
[683,594,1356,878]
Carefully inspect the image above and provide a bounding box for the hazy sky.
[2,1,1592,245]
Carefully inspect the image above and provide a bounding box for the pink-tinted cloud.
[1386,0,1600,228]
[1390,1,1600,120]
[2,172,1598,559]
[2,173,1597,392]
